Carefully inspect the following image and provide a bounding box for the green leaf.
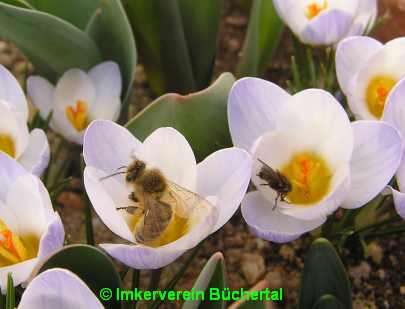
[86,0,137,102]
[123,0,195,95]
[126,72,234,161]
[0,2,102,83]
[37,244,122,309]
[27,0,101,30]
[236,0,284,77]
[0,0,32,9]
[182,252,226,309]
[299,238,352,309]
[5,274,14,309]
[312,295,345,309]
[178,0,223,89]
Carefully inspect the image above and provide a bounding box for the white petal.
[19,269,103,309]
[342,121,403,209]
[137,127,197,190]
[6,174,48,237]
[83,120,142,174]
[241,191,326,243]
[50,107,84,144]
[0,153,26,202]
[18,129,50,176]
[390,187,405,219]
[276,89,354,169]
[196,147,252,233]
[273,0,308,36]
[88,95,121,122]
[55,69,95,110]
[300,9,355,46]
[396,156,405,193]
[336,36,382,95]
[0,258,37,293]
[383,77,405,138]
[84,167,135,242]
[347,0,378,36]
[227,77,290,151]
[27,76,55,119]
[88,61,122,99]
[37,212,65,260]
[0,65,28,121]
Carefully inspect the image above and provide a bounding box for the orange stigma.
[306,1,328,20]
[66,100,89,132]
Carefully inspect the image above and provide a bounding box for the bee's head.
[126,160,146,183]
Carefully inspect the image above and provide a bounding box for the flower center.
[65,100,89,132]
[306,0,328,20]
[366,75,397,119]
[0,219,38,267]
[281,152,332,205]
[0,134,16,158]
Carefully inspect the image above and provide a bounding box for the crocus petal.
[342,121,403,209]
[0,152,26,202]
[88,95,121,122]
[84,167,135,242]
[37,212,65,259]
[50,107,84,144]
[26,76,55,119]
[18,129,50,176]
[137,127,197,190]
[241,192,326,243]
[300,9,354,46]
[54,69,95,110]
[18,269,103,309]
[276,89,354,169]
[336,36,382,95]
[0,65,28,121]
[196,148,252,233]
[0,259,37,292]
[273,0,308,36]
[227,78,290,151]
[383,77,405,138]
[347,0,377,36]
[390,187,405,219]
[88,61,122,99]
[84,120,142,175]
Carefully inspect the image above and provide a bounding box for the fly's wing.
[163,181,216,219]
[258,159,279,178]
[135,194,173,244]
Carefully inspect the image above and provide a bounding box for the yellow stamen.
[0,134,15,158]
[306,0,328,20]
[281,152,332,205]
[366,75,397,119]
[65,100,89,132]
[0,219,38,267]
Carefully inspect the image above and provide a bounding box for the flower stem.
[365,224,405,238]
[80,154,94,246]
[149,243,203,309]
[131,269,140,309]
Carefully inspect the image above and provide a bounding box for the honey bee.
[102,158,214,244]
[257,159,292,210]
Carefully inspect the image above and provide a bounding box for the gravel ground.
[1,0,404,308]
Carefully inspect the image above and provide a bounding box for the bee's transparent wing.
[163,181,215,219]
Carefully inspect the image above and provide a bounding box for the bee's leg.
[272,192,281,211]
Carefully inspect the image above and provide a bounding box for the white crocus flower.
[382,77,405,219]
[27,61,122,145]
[273,0,377,46]
[336,36,405,120]
[83,120,251,269]
[0,65,49,175]
[19,268,103,309]
[0,153,64,291]
[228,78,403,243]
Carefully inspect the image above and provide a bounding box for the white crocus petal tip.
[228,77,290,151]
[18,129,50,176]
[242,192,326,243]
[18,268,103,309]
[390,187,405,220]
[342,121,403,209]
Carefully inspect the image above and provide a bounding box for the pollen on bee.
[306,0,328,20]
[281,152,332,205]
[65,99,89,132]
[0,134,16,158]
